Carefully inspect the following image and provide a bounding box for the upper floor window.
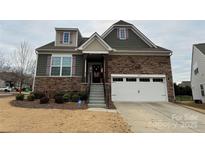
[118,28,128,40]
[194,68,199,75]
[63,32,70,44]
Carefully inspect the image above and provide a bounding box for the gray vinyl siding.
[104,28,150,50]
[36,54,51,76]
[73,55,83,76]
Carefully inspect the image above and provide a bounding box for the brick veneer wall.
[34,77,86,97]
[105,55,175,107]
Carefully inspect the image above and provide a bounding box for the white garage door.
[111,74,168,102]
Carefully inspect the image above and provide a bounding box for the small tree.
[13,42,36,93]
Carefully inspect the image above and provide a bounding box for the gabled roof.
[78,32,113,51]
[113,20,133,26]
[194,43,205,55]
[101,20,157,48]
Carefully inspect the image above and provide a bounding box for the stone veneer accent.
[34,77,86,97]
[105,55,175,107]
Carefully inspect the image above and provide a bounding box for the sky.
[0,20,205,83]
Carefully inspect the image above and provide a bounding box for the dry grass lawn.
[0,96,130,133]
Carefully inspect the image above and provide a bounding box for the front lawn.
[0,96,131,133]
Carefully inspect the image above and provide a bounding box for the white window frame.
[63,32,70,44]
[118,28,127,40]
[50,55,72,77]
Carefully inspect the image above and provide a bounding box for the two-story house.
[191,43,205,103]
[34,20,174,108]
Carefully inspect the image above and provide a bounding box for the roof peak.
[113,20,133,26]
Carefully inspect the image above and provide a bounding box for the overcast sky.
[0,20,205,83]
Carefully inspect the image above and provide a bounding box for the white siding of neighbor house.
[191,46,205,103]
[0,79,5,87]
[84,39,107,51]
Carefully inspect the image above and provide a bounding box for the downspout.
[169,50,175,102]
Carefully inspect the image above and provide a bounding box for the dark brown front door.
[92,64,101,83]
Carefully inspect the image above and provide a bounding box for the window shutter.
[46,55,51,76]
[72,56,76,76]
[60,32,63,43]
[117,28,119,39]
[70,32,72,44]
[126,28,129,39]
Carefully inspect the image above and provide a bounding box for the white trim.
[118,28,127,40]
[32,52,38,92]
[50,54,72,77]
[78,32,113,51]
[101,24,157,48]
[111,74,166,78]
[82,51,109,54]
[63,32,71,44]
[76,30,78,47]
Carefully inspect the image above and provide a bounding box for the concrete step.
[88,103,106,108]
[90,93,104,96]
[89,97,105,100]
[89,100,105,104]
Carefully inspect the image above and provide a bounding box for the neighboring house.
[0,79,6,87]
[34,20,174,108]
[191,43,205,103]
[179,81,191,88]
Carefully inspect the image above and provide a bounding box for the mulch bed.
[10,99,88,110]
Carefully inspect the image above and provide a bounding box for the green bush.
[32,92,45,99]
[71,94,80,102]
[40,96,49,104]
[63,93,71,102]
[16,94,24,101]
[55,95,64,104]
[79,92,88,101]
[55,91,65,97]
[27,94,35,101]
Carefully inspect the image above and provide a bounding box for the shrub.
[27,94,35,101]
[63,93,71,102]
[55,95,64,104]
[71,94,80,102]
[79,92,88,101]
[32,92,45,99]
[55,91,65,97]
[16,93,24,101]
[40,96,49,104]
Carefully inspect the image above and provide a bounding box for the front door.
[92,64,101,83]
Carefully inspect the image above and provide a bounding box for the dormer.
[55,28,81,47]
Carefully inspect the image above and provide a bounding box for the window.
[194,68,199,75]
[113,78,123,82]
[118,28,127,40]
[139,78,150,82]
[126,78,137,82]
[51,56,72,76]
[153,78,164,82]
[63,32,70,44]
[200,84,205,96]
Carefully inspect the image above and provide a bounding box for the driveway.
[114,102,205,132]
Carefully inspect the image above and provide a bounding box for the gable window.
[200,84,205,97]
[51,56,72,76]
[194,68,199,75]
[63,32,70,44]
[118,28,128,40]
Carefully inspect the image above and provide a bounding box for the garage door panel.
[111,75,168,102]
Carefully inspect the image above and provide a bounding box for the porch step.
[89,83,105,108]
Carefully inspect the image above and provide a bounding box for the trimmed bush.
[63,93,71,102]
[32,92,45,99]
[55,95,64,104]
[79,92,88,101]
[16,94,24,101]
[40,96,49,104]
[27,94,35,101]
[71,94,80,102]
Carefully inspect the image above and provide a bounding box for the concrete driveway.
[114,102,205,132]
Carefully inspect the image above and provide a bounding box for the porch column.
[82,54,87,83]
